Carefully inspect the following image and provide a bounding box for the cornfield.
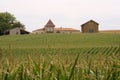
[0,33,120,80]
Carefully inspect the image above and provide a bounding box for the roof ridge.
[45,19,55,27]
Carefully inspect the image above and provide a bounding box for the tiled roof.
[54,28,79,31]
[32,28,44,32]
[45,19,55,27]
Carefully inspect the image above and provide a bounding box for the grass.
[0,33,120,80]
[0,33,120,48]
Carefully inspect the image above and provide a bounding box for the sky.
[0,0,120,32]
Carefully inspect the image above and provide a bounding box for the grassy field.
[0,33,120,80]
[0,33,120,48]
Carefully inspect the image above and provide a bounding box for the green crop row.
[1,46,119,60]
[1,52,120,80]
[0,46,120,80]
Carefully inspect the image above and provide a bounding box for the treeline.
[0,12,25,35]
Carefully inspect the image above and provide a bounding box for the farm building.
[4,27,30,35]
[32,28,45,34]
[81,20,99,33]
[44,19,55,33]
[32,19,80,34]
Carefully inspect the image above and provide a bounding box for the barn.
[81,20,99,33]
[4,27,29,35]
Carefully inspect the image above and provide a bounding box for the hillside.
[100,30,120,33]
[0,33,120,49]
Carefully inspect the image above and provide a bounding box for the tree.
[0,12,25,35]
[12,22,25,29]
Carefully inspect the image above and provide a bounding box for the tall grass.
[0,47,2,68]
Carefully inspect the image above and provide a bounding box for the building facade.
[44,19,55,33]
[10,27,21,35]
[4,27,29,35]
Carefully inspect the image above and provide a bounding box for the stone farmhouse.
[32,19,80,34]
[81,20,99,33]
[2,19,99,35]
[4,27,29,35]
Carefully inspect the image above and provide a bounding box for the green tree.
[0,12,25,35]
[12,22,25,29]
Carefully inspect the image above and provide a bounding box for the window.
[89,29,94,33]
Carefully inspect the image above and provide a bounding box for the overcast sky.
[0,0,120,32]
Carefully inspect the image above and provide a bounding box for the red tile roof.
[32,28,44,32]
[54,28,79,31]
